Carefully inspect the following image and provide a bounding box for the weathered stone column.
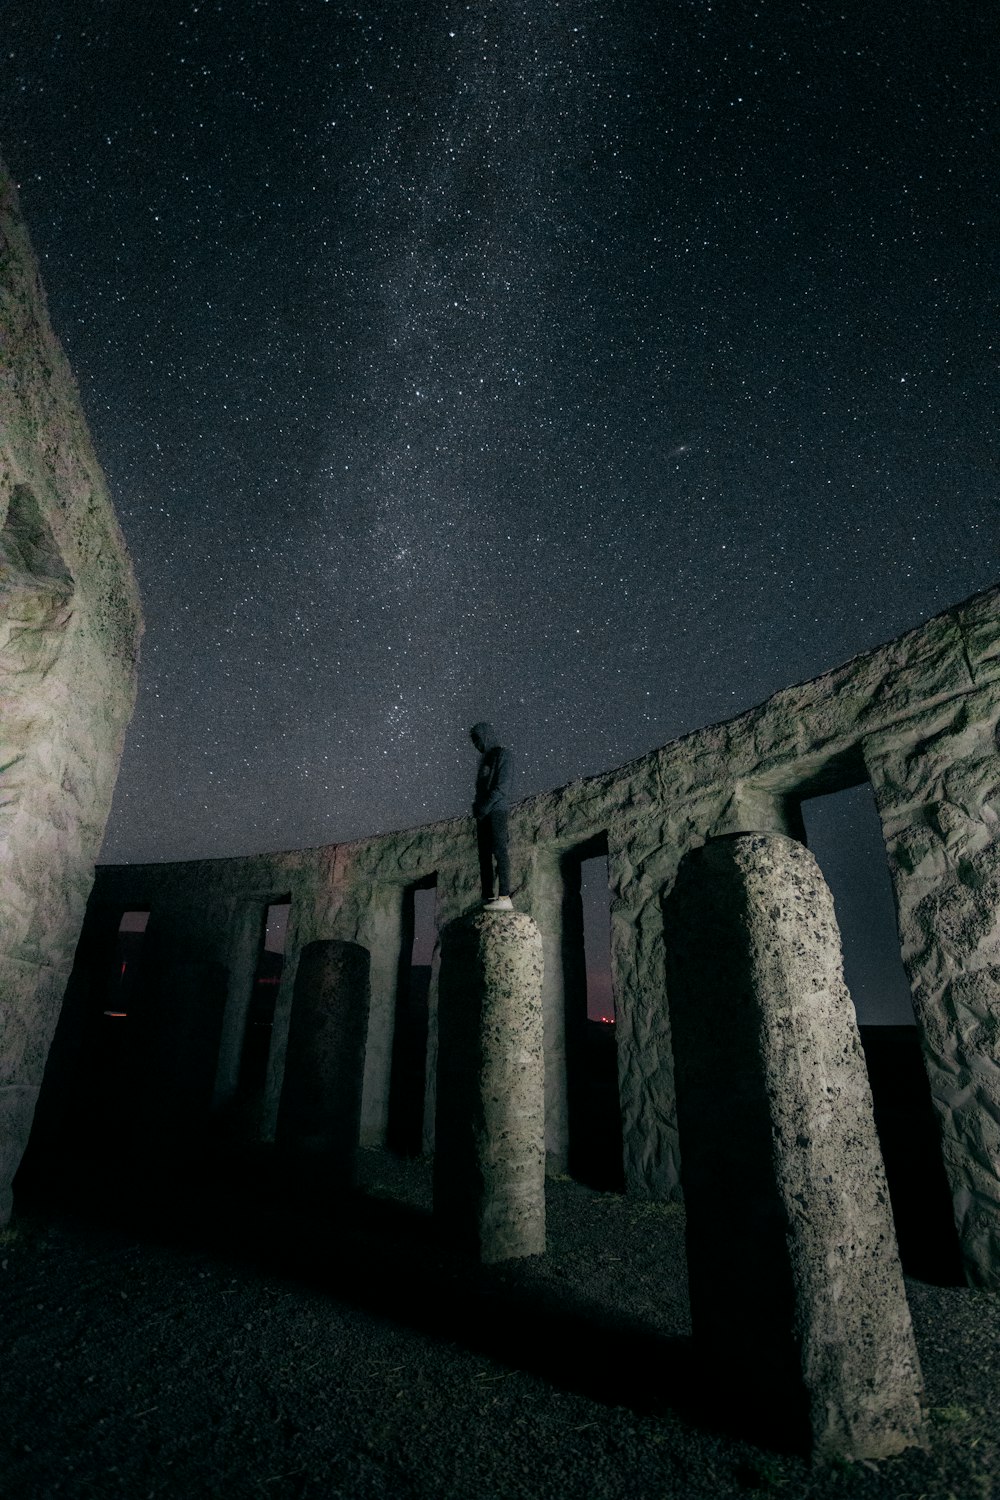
[664,833,925,1460]
[213,899,269,1113]
[134,960,229,1140]
[608,838,683,1201]
[356,886,406,1148]
[433,909,545,1263]
[0,167,142,1223]
[275,940,370,1187]
[514,851,571,1172]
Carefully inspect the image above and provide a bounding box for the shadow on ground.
[13,1136,801,1451]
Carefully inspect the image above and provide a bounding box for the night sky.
[1,2,996,1022]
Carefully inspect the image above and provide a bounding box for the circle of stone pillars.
[275,940,371,1190]
[433,909,545,1264]
[664,832,927,1461]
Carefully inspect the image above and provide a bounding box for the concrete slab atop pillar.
[433,909,545,1263]
[664,832,926,1459]
[275,940,370,1188]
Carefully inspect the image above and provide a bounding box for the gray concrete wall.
[0,161,142,1220]
[63,583,1000,1283]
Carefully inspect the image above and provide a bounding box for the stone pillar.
[419,869,484,1157]
[0,168,142,1224]
[433,909,545,1263]
[664,833,925,1460]
[513,852,570,1171]
[608,840,683,1200]
[134,960,229,1140]
[357,887,406,1147]
[864,697,1000,1287]
[213,899,268,1113]
[419,937,443,1158]
[275,940,370,1187]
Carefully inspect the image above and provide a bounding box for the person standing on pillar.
[470,721,513,910]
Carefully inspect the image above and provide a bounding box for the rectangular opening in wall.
[565,835,624,1192]
[83,900,152,1128]
[238,897,291,1096]
[582,857,614,1026]
[801,782,914,1027]
[801,782,963,1283]
[104,909,151,1015]
[388,876,436,1157]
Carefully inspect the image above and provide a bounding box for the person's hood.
[470,721,499,752]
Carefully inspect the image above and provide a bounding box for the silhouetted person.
[470,722,513,909]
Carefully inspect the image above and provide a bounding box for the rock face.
[57,582,1000,1288]
[432,910,545,1263]
[864,686,1000,1287]
[665,834,926,1459]
[0,160,141,1222]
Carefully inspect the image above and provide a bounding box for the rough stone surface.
[0,160,141,1219]
[58,583,1000,1286]
[864,688,1000,1286]
[433,909,545,1263]
[275,939,371,1187]
[665,833,926,1459]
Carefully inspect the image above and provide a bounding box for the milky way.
[1,1,996,1019]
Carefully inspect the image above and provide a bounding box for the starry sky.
[1,1,996,1022]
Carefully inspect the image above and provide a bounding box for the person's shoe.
[482,895,513,911]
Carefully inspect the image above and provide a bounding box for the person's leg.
[491,809,511,896]
[476,816,495,899]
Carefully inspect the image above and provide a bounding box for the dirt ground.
[1,1147,996,1500]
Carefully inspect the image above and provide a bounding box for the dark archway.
[561,834,624,1192]
[387,876,437,1157]
[802,783,963,1283]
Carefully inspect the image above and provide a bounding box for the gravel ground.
[0,1147,996,1500]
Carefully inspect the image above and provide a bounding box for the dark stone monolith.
[664,832,926,1460]
[433,909,545,1263]
[275,940,370,1187]
[135,960,229,1139]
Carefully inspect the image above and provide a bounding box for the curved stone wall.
[58,582,1000,1284]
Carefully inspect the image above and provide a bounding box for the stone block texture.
[275,939,371,1187]
[0,159,141,1219]
[433,910,545,1263]
[865,688,1000,1285]
[665,834,926,1459]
